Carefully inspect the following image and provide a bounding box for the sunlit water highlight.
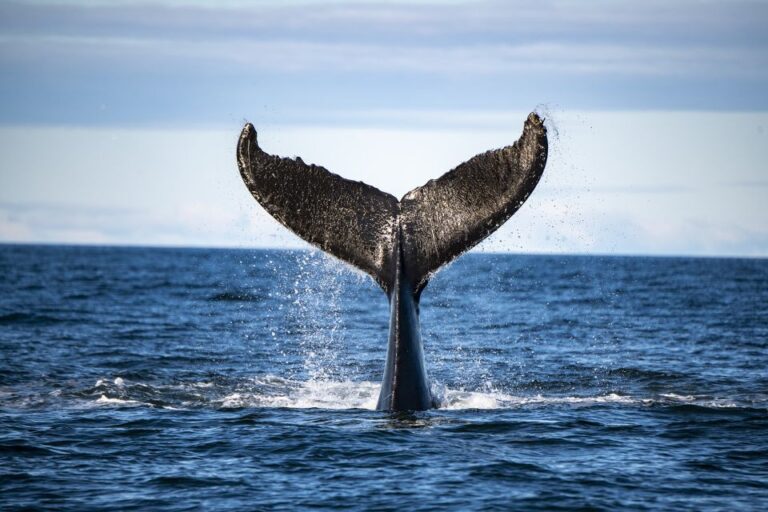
[1,246,767,510]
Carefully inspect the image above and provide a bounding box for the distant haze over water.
[1,111,767,257]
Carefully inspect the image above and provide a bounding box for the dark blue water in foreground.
[1,245,767,511]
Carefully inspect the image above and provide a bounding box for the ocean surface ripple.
[1,245,767,510]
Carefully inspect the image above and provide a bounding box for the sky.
[0,0,766,256]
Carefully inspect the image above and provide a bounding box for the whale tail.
[237,113,548,294]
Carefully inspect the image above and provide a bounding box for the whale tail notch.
[237,113,548,294]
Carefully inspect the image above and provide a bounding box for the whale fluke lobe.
[399,112,548,293]
[236,113,548,411]
[237,124,399,291]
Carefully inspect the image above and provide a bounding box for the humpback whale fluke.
[237,112,548,411]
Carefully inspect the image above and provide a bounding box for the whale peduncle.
[376,228,434,411]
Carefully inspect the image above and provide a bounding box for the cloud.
[0,200,303,247]
[1,0,767,125]
[721,180,768,189]
[5,0,766,45]
[8,35,765,78]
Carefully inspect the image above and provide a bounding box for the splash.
[264,249,362,382]
[290,250,347,381]
[219,378,380,410]
[83,378,757,411]
[1,375,756,412]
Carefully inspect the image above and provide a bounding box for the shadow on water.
[374,410,446,430]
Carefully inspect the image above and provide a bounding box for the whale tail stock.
[236,112,548,295]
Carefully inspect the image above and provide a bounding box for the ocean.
[1,244,767,510]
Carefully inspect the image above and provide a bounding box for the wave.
[0,312,64,326]
[95,395,144,407]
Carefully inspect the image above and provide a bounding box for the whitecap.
[94,394,143,407]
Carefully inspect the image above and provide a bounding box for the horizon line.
[1,240,765,262]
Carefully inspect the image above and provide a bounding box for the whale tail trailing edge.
[237,113,548,294]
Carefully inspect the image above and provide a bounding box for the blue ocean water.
[1,244,767,510]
